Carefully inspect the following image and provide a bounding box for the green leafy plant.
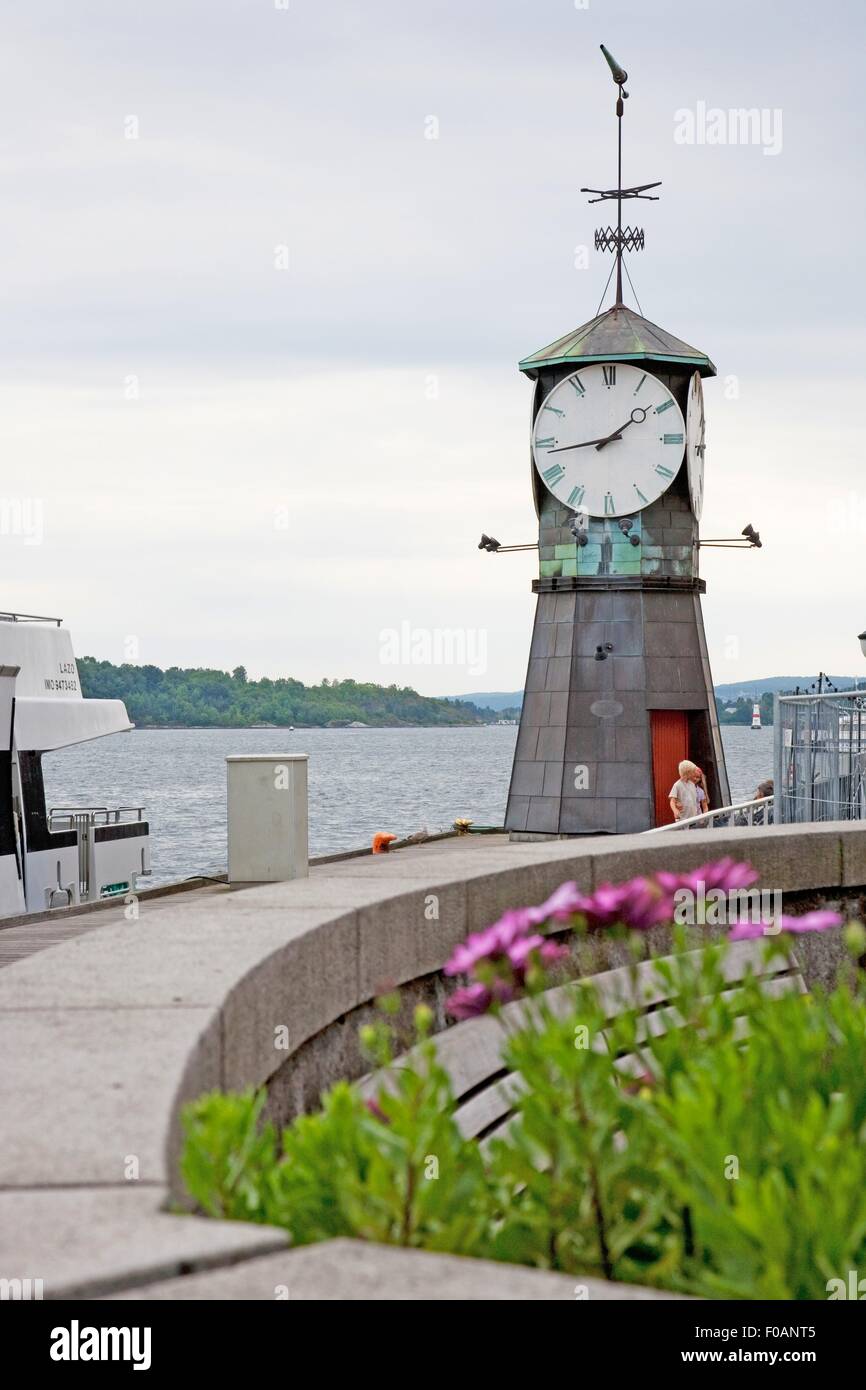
[180,861,866,1299]
[180,1087,278,1222]
[182,1006,490,1254]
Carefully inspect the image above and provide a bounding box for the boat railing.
[644,795,775,833]
[46,807,149,902]
[0,611,62,625]
[49,805,146,831]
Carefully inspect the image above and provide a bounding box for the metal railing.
[48,806,145,830]
[645,795,775,833]
[46,806,148,902]
[0,611,62,625]
[774,689,866,824]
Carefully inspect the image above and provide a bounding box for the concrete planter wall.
[1,822,863,1299]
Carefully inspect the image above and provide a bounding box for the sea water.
[43,725,775,887]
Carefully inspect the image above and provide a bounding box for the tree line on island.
[77,658,518,729]
[79,659,857,730]
[715,693,776,726]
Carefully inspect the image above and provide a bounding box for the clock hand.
[547,435,622,453]
[594,406,648,451]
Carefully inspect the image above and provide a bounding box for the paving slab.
[0,899,358,1012]
[0,1187,286,1300]
[107,1236,683,1301]
[0,1006,219,1187]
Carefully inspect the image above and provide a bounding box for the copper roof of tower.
[519,304,716,379]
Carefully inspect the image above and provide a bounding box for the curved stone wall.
[1,821,863,1298]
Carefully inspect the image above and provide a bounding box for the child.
[694,767,710,818]
[668,759,700,822]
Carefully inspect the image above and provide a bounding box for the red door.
[650,710,689,827]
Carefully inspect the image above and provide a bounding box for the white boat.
[751,701,762,730]
[0,612,150,916]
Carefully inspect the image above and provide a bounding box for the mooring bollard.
[226,754,309,883]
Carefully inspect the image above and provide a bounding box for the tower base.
[504,579,729,836]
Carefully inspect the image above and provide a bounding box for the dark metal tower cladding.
[505,46,730,837]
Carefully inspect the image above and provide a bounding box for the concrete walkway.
[0,881,226,969]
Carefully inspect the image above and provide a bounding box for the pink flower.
[726,921,769,942]
[507,935,569,969]
[577,876,676,933]
[444,909,532,976]
[778,911,843,934]
[447,982,501,1019]
[445,909,569,1018]
[657,858,759,897]
[539,939,570,965]
[526,881,589,924]
[728,910,843,942]
[574,882,633,928]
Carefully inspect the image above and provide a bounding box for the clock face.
[686,371,706,519]
[531,363,685,517]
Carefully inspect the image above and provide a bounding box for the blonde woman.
[668,759,701,822]
[694,766,711,819]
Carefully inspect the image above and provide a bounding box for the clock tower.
[505,46,730,837]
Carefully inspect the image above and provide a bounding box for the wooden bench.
[360,938,805,1147]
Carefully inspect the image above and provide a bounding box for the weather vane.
[580,44,661,310]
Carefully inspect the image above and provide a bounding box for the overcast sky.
[1,0,863,695]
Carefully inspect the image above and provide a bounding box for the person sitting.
[734,778,774,826]
[752,779,774,824]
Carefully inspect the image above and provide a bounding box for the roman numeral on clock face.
[569,377,585,397]
[535,436,555,450]
[654,464,675,479]
[567,485,585,507]
[542,404,565,417]
[663,433,684,445]
[604,493,616,514]
[542,463,566,485]
[602,365,616,388]
[654,399,674,414]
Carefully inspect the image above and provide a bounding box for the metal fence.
[774,690,866,824]
[645,795,774,833]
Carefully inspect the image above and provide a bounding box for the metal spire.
[580,44,661,309]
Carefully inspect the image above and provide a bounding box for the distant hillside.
[90,662,862,730]
[714,677,858,701]
[79,659,501,729]
[447,691,523,712]
[456,677,862,713]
